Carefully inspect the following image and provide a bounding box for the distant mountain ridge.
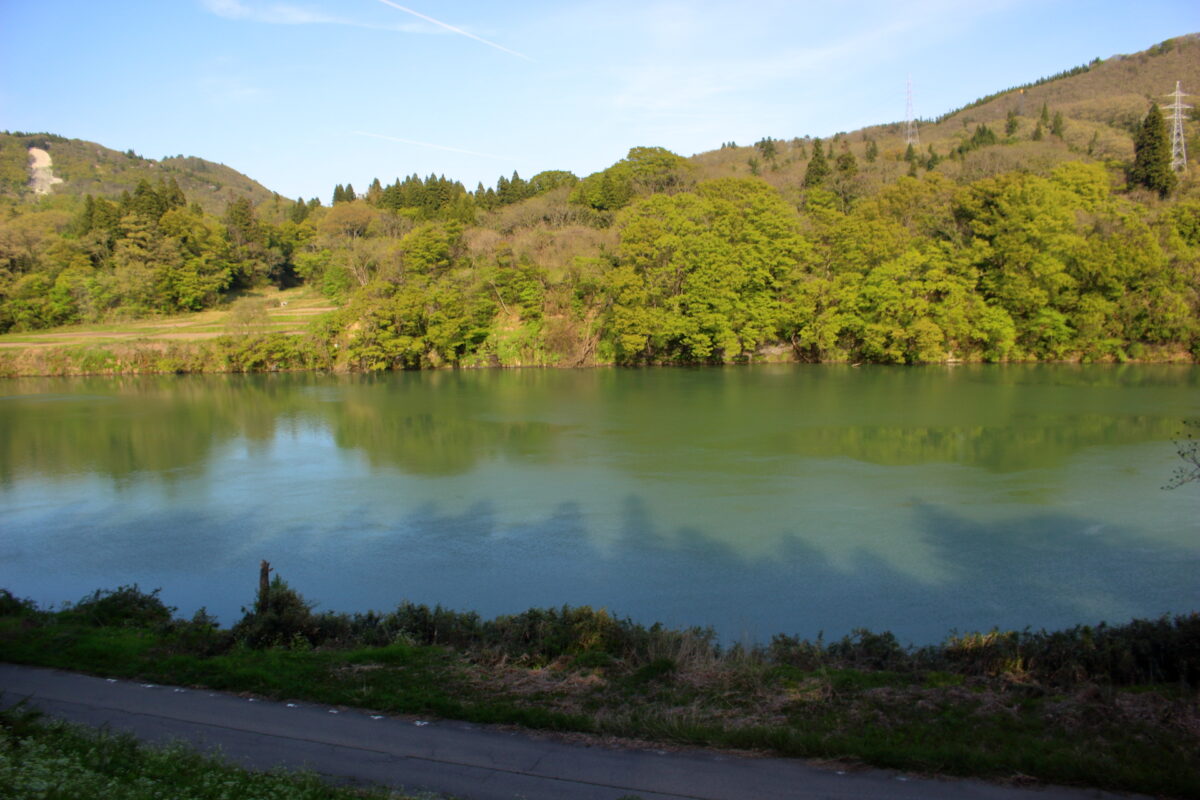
[2,33,1198,214]
[0,132,277,213]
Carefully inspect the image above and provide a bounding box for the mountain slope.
[688,34,1200,194]
[0,132,277,213]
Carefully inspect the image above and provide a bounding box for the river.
[1,364,1197,644]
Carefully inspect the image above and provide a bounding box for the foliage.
[64,585,174,628]
[569,147,693,212]
[3,584,1199,796]
[3,40,1200,370]
[802,138,830,188]
[1165,419,1200,489]
[1129,103,1177,197]
[0,707,404,800]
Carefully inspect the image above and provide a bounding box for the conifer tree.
[366,178,383,205]
[1032,122,1044,141]
[803,138,829,188]
[1051,111,1065,138]
[289,197,309,223]
[1005,110,1019,136]
[1129,103,1176,197]
[1040,102,1050,124]
[925,145,940,170]
[864,139,878,163]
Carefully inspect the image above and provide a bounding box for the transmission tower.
[1164,80,1191,172]
[905,77,920,147]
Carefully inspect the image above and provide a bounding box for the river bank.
[1,332,1196,378]
[1,583,1196,797]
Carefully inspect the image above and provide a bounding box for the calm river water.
[1,365,1197,644]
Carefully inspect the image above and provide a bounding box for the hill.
[1,33,1198,373]
[689,34,1200,193]
[0,132,277,214]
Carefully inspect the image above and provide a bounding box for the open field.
[0,287,336,349]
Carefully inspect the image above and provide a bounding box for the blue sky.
[1,1,1196,202]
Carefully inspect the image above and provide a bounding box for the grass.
[0,704,427,799]
[1,584,1198,798]
[0,286,335,349]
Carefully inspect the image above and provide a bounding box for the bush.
[65,585,173,628]
[231,576,319,648]
[0,589,37,618]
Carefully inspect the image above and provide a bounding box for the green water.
[1,365,1197,644]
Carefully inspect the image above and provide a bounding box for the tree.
[1165,420,1200,489]
[835,151,858,178]
[755,137,778,163]
[1051,111,1065,138]
[803,139,830,188]
[1129,103,1176,197]
[1005,110,1019,136]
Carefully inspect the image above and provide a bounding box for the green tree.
[803,139,830,188]
[1005,110,1019,136]
[1051,111,1065,138]
[1129,103,1176,197]
[608,178,808,362]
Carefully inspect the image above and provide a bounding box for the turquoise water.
[1,364,1197,644]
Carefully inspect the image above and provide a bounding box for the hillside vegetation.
[2,35,1199,374]
[0,132,277,213]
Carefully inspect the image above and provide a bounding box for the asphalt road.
[0,663,1140,800]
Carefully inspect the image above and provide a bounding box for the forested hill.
[1,34,1199,371]
[0,132,276,213]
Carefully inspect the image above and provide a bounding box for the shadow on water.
[17,490,1196,646]
[2,366,1197,642]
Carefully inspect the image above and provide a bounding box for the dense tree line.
[1,107,1197,367]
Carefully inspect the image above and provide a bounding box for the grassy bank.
[1,583,1197,797]
[0,704,419,799]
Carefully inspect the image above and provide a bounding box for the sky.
[1,1,1197,202]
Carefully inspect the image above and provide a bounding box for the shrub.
[0,589,37,617]
[231,576,319,648]
[65,585,173,628]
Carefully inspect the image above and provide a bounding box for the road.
[0,663,1139,800]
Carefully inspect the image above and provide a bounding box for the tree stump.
[257,560,272,614]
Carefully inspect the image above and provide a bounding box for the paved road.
[0,664,1139,800]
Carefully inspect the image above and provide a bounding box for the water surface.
[2,365,1197,644]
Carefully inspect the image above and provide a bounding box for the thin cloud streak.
[200,0,424,32]
[373,0,533,61]
[353,131,511,161]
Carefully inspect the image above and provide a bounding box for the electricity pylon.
[905,77,920,147]
[1164,81,1191,172]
